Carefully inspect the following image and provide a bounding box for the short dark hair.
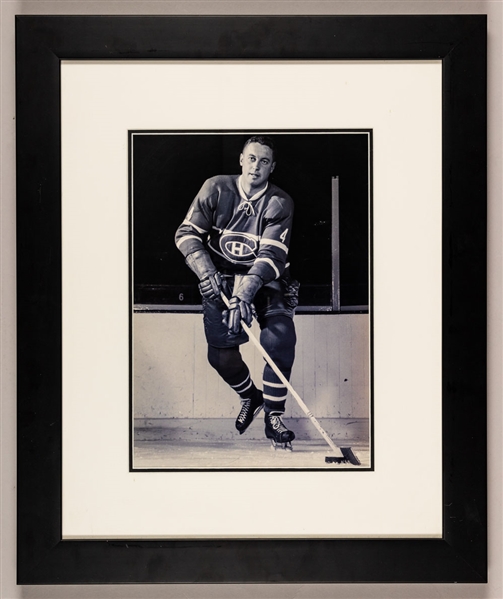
[242,135,276,162]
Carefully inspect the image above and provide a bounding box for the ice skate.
[264,412,295,451]
[235,391,264,434]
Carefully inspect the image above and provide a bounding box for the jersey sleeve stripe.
[175,234,203,249]
[254,257,280,279]
[183,219,207,234]
[260,238,288,253]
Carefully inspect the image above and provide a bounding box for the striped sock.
[263,372,288,413]
[229,372,257,400]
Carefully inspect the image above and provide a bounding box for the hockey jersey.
[175,175,294,284]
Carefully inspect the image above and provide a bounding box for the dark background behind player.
[132,132,370,311]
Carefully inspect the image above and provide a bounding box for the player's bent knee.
[207,344,244,377]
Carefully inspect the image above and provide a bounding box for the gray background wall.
[1,1,501,599]
[134,313,370,421]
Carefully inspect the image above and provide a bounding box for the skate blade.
[270,439,293,451]
[325,447,360,465]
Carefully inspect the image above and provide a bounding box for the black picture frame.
[16,15,487,584]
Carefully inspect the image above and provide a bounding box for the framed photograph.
[131,128,372,471]
[16,15,487,583]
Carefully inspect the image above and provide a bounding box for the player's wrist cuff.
[235,274,263,304]
[185,249,217,281]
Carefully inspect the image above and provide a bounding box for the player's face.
[240,143,276,190]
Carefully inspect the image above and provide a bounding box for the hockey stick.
[221,292,360,465]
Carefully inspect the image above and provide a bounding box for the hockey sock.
[260,315,296,413]
[262,372,288,412]
[263,398,286,415]
[207,345,258,400]
[231,373,258,401]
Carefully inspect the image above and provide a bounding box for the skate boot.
[235,390,264,434]
[264,412,295,451]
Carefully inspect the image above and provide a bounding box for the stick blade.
[325,447,361,466]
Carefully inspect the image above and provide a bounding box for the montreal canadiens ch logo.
[220,233,258,263]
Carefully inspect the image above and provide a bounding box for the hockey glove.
[185,250,223,300]
[227,274,263,334]
[198,272,223,301]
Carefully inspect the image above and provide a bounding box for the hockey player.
[175,136,299,449]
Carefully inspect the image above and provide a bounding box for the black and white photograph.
[131,131,372,470]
